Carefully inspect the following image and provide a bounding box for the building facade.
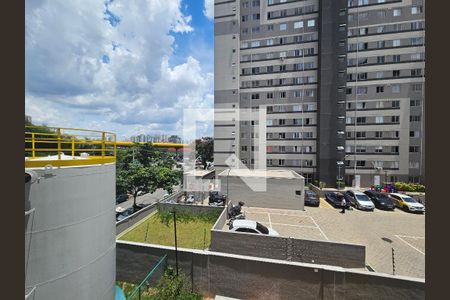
[214,0,425,187]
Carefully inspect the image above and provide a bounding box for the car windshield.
[377,194,390,201]
[402,196,417,203]
[306,191,316,197]
[256,222,269,234]
[355,194,371,201]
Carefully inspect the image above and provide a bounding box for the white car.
[229,219,279,236]
[389,193,425,213]
[186,194,195,204]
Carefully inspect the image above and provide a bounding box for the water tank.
[25,163,116,299]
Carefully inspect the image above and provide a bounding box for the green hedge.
[394,182,425,193]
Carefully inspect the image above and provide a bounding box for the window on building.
[294,21,304,29]
[410,115,421,122]
[252,26,260,33]
[251,41,260,48]
[377,41,386,49]
[412,83,423,92]
[356,160,366,167]
[267,119,273,126]
[410,99,421,106]
[409,146,420,153]
[375,116,384,124]
[392,100,400,108]
[393,70,400,77]
[377,56,385,64]
[307,20,315,27]
[410,131,420,138]
[392,85,401,93]
[280,91,286,98]
[241,146,248,151]
[411,6,423,15]
[280,24,287,31]
[279,159,285,166]
[375,146,383,153]
[376,86,384,93]
[393,9,401,17]
[376,71,384,79]
[356,87,368,94]
[268,24,274,31]
[393,39,401,47]
[391,116,399,123]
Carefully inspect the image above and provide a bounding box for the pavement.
[115,185,181,210]
[225,198,425,279]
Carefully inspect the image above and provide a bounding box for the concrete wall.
[219,174,305,210]
[210,229,365,269]
[116,190,183,236]
[26,164,116,300]
[116,241,425,300]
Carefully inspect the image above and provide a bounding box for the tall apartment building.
[214,0,425,187]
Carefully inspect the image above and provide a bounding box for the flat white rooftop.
[217,169,303,179]
[184,169,215,177]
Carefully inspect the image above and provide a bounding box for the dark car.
[364,190,395,210]
[324,192,350,209]
[116,207,135,222]
[116,194,128,204]
[209,191,226,204]
[304,190,319,207]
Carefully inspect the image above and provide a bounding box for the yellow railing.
[25,126,116,168]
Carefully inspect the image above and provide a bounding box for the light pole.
[381,237,395,275]
[337,161,344,190]
[171,210,179,276]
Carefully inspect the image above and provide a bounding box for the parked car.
[389,193,425,213]
[186,194,195,204]
[229,219,279,236]
[344,190,375,211]
[116,194,128,204]
[116,207,135,222]
[304,190,319,207]
[324,192,350,209]
[209,191,226,204]
[364,190,395,210]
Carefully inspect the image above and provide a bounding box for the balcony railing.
[25,126,116,168]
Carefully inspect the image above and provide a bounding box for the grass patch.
[118,209,220,249]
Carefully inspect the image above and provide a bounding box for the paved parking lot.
[227,199,425,279]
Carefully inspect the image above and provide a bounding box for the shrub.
[151,267,202,300]
[394,182,425,193]
[156,207,221,227]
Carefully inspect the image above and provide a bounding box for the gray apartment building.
[214,0,425,187]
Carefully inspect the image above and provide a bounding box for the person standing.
[340,196,346,214]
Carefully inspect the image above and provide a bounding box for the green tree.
[116,143,181,208]
[195,137,213,169]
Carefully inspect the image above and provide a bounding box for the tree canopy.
[116,143,181,207]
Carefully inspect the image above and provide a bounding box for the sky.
[25,0,214,141]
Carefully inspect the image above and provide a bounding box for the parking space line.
[270,222,318,229]
[396,235,425,240]
[395,235,425,255]
[309,216,329,241]
[267,213,272,228]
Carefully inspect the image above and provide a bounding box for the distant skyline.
[25,0,214,140]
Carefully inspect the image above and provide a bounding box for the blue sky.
[25,0,214,141]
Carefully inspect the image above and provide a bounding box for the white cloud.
[25,0,212,139]
[203,0,214,20]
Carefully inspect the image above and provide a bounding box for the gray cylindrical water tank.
[25,163,116,300]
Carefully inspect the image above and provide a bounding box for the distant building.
[214,0,425,187]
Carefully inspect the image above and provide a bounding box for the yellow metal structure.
[25,126,117,168]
